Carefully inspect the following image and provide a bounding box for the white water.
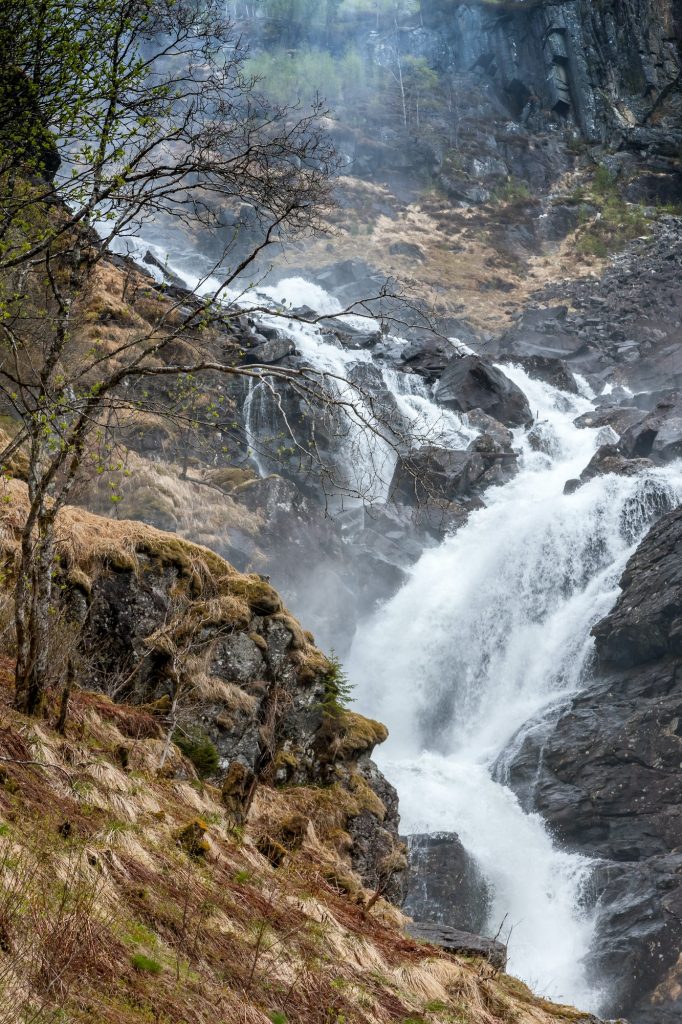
[236,276,478,502]
[347,366,682,1010]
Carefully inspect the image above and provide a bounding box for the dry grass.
[71,447,265,560]
[0,679,600,1024]
[293,169,607,332]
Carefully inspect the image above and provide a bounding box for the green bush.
[174,728,220,779]
[131,953,162,974]
[318,651,354,718]
[593,165,617,196]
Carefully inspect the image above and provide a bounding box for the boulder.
[400,336,462,383]
[241,335,296,365]
[462,408,513,449]
[405,922,507,971]
[574,406,645,436]
[620,400,682,464]
[403,832,491,935]
[577,445,655,486]
[435,355,533,428]
[388,446,487,507]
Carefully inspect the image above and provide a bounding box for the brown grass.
[0,682,598,1024]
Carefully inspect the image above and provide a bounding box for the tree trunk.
[14,511,56,715]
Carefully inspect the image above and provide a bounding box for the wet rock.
[619,400,682,464]
[527,421,563,458]
[241,336,296,365]
[405,922,507,971]
[578,445,655,486]
[388,446,487,507]
[142,250,186,289]
[503,505,682,1020]
[462,409,513,449]
[574,406,644,436]
[435,355,533,428]
[593,508,682,669]
[403,832,491,935]
[400,335,463,383]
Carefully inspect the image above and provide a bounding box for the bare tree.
[0,0,399,713]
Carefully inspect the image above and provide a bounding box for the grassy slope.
[0,666,600,1024]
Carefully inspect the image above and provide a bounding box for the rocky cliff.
[505,505,682,1022]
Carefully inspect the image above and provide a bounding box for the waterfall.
[348,366,682,1011]
[110,233,682,1009]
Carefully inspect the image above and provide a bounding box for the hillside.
[0,477,607,1024]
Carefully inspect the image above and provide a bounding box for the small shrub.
[593,165,617,196]
[269,1013,288,1024]
[131,953,162,974]
[176,819,210,858]
[318,652,354,718]
[493,177,532,204]
[173,727,220,779]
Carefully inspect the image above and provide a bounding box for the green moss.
[227,574,282,615]
[331,711,388,758]
[577,195,650,257]
[130,953,162,974]
[176,819,210,858]
[173,728,219,780]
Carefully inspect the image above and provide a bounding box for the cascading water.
[113,234,682,1009]
[348,366,682,1011]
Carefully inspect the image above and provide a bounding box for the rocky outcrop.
[435,355,533,427]
[0,480,407,903]
[422,0,682,154]
[501,217,682,391]
[405,922,507,972]
[403,832,491,935]
[574,444,655,486]
[503,506,682,1022]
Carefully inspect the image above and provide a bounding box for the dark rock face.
[435,355,533,428]
[405,921,507,972]
[403,832,491,935]
[619,398,682,464]
[503,507,682,1021]
[399,336,465,384]
[389,446,487,507]
[422,0,682,153]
